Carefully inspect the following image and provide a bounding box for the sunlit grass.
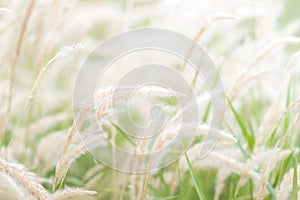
[0,0,300,199]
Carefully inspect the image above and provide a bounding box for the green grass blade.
[227,98,255,151]
[292,152,298,200]
[184,153,206,200]
[201,102,211,123]
[177,161,185,200]
[226,122,249,159]
[111,122,136,147]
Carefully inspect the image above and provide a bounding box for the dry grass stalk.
[234,70,271,95]
[230,37,300,101]
[186,150,260,180]
[129,139,151,200]
[0,173,24,199]
[277,115,300,148]
[0,157,48,200]
[277,166,300,200]
[63,85,176,153]
[265,98,300,143]
[48,188,97,200]
[5,0,36,135]
[53,134,107,191]
[36,131,67,173]
[26,113,69,137]
[26,43,84,109]
[7,43,83,150]
[22,0,74,147]
[256,50,300,147]
[181,13,239,73]
[256,164,271,199]
[183,13,239,89]
[214,168,230,200]
[35,0,73,74]
[55,84,180,192]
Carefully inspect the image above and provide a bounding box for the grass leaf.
[292,152,298,200]
[227,98,255,151]
[184,153,206,200]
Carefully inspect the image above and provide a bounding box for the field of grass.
[0,0,300,199]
